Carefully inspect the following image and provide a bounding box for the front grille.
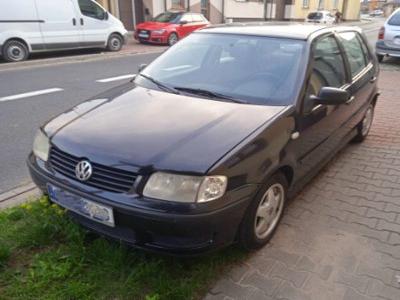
[49,147,137,193]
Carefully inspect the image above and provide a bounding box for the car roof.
[199,22,361,40]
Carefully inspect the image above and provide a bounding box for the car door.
[384,10,400,50]
[336,31,376,130]
[76,0,109,47]
[176,13,194,38]
[293,34,350,179]
[35,0,83,50]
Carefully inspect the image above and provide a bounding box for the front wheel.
[353,103,374,143]
[239,173,287,250]
[377,54,384,63]
[107,34,123,52]
[168,33,178,46]
[2,40,29,62]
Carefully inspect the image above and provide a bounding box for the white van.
[0,0,128,62]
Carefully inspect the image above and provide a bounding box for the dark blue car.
[28,23,379,254]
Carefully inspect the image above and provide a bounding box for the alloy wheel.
[254,183,285,239]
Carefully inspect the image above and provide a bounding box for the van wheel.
[353,104,374,143]
[239,172,287,250]
[168,33,178,46]
[107,34,123,52]
[2,40,29,62]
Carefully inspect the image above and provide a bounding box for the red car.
[134,11,209,46]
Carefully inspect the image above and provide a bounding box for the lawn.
[0,197,246,300]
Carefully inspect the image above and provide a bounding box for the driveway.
[205,69,400,300]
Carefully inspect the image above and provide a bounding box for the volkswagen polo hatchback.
[28,23,379,254]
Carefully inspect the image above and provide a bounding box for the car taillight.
[378,27,385,40]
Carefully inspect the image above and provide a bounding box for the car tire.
[2,39,29,62]
[168,33,179,46]
[377,54,384,63]
[353,103,374,143]
[239,172,288,250]
[107,34,123,52]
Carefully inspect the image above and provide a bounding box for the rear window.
[388,11,400,26]
[308,12,322,19]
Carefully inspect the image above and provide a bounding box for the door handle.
[346,96,355,105]
[80,18,84,25]
[72,18,76,26]
[370,76,377,83]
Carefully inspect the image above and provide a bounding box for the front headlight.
[152,29,166,35]
[33,129,50,162]
[143,172,227,203]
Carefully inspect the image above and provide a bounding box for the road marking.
[96,74,136,83]
[0,88,64,102]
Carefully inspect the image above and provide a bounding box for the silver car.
[376,8,400,62]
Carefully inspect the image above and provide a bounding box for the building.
[96,0,361,30]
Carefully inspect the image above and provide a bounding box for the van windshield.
[136,33,306,106]
[308,12,323,19]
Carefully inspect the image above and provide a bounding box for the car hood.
[136,22,173,30]
[47,84,285,174]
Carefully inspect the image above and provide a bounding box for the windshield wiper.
[139,73,180,94]
[174,87,247,104]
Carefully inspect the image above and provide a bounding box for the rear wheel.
[353,103,374,143]
[239,173,287,250]
[2,40,29,62]
[168,33,178,46]
[377,54,384,63]
[107,34,123,52]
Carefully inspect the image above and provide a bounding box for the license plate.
[47,184,115,227]
[138,32,149,38]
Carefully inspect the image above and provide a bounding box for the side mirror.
[103,11,109,20]
[179,20,188,25]
[138,63,147,73]
[311,87,350,105]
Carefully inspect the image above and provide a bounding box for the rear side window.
[192,14,205,22]
[180,14,193,23]
[78,0,105,20]
[338,32,367,78]
[388,11,400,26]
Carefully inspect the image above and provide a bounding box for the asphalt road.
[0,18,389,193]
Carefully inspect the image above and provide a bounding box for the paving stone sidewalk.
[205,70,400,300]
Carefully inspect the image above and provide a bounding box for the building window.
[171,0,184,9]
[333,0,338,9]
[302,0,309,8]
[318,0,324,9]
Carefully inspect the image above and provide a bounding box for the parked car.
[305,11,335,24]
[0,0,127,62]
[376,8,400,62]
[134,11,209,46]
[370,9,384,17]
[28,24,379,255]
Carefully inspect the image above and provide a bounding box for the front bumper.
[134,32,168,44]
[27,153,253,255]
[376,41,400,57]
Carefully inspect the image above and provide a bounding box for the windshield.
[388,11,400,26]
[308,12,323,19]
[153,12,181,23]
[136,33,305,106]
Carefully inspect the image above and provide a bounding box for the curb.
[0,182,42,210]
